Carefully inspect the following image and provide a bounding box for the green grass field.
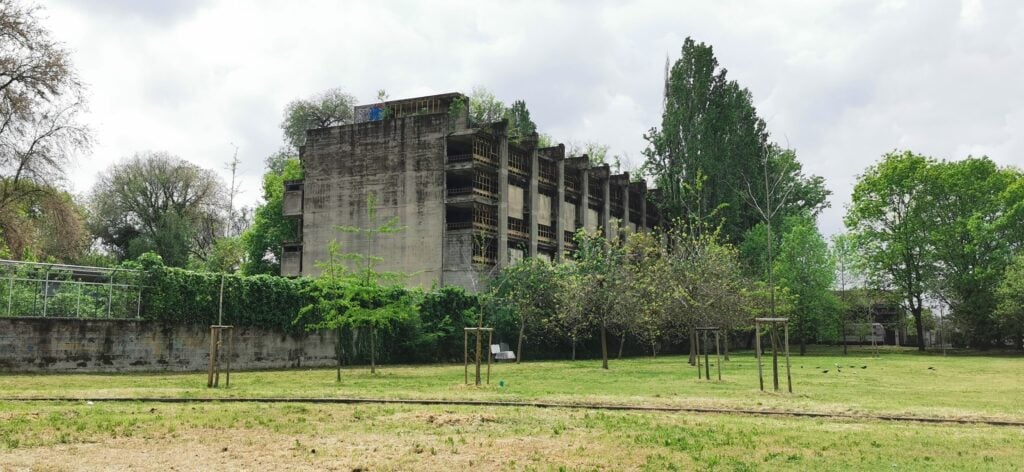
[1,347,1022,470]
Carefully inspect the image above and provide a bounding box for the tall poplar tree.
[643,38,828,243]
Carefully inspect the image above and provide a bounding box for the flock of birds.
[811,364,937,374]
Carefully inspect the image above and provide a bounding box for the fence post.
[755,321,763,391]
[107,269,115,318]
[7,273,13,317]
[42,270,50,318]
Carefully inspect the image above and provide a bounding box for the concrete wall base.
[0,318,338,372]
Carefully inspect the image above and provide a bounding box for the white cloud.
[42,0,1024,235]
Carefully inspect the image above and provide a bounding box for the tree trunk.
[516,320,525,364]
[651,342,657,358]
[770,326,780,391]
[336,327,342,382]
[912,306,925,351]
[799,334,806,356]
[842,315,848,355]
[476,307,484,385]
[723,330,730,361]
[370,326,376,374]
[571,335,577,361]
[688,329,697,365]
[600,323,609,370]
[617,333,626,359]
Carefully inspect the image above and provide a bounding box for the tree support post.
[703,331,710,380]
[784,322,792,394]
[486,330,493,385]
[207,325,233,388]
[755,323,763,391]
[715,330,722,381]
[464,327,495,385]
[755,318,790,393]
[695,327,721,381]
[695,331,702,379]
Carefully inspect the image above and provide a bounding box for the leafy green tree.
[281,88,356,151]
[831,233,864,354]
[739,145,830,318]
[413,287,479,361]
[774,215,838,355]
[490,257,562,363]
[568,141,610,166]
[846,150,935,350]
[622,231,668,357]
[643,38,828,246]
[561,230,633,369]
[643,38,760,240]
[88,151,227,267]
[297,193,414,377]
[297,243,418,379]
[659,224,750,364]
[995,254,1024,350]
[241,157,303,275]
[468,86,507,125]
[204,236,245,273]
[924,157,1022,348]
[504,99,536,144]
[0,182,89,262]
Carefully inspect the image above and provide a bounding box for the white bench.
[491,343,516,361]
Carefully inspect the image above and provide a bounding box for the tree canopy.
[0,0,90,259]
[643,38,828,244]
[241,157,303,275]
[280,88,356,151]
[774,214,839,354]
[88,151,227,267]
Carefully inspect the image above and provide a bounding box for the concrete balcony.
[283,180,303,217]
[281,243,302,277]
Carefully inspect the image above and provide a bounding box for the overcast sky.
[44,0,1024,236]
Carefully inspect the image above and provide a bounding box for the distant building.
[281,92,660,290]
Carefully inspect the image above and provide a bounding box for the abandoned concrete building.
[280,92,661,290]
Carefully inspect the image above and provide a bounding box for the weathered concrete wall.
[0,318,339,372]
[441,231,493,292]
[301,113,448,288]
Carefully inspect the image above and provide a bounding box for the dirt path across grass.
[5,396,1022,427]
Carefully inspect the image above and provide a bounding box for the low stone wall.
[0,317,338,372]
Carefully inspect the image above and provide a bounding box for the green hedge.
[136,253,484,363]
[135,253,696,363]
[138,253,313,333]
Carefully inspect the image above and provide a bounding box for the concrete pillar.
[581,167,591,232]
[555,158,565,260]
[497,134,509,267]
[622,175,630,237]
[529,149,539,258]
[602,175,611,238]
[640,190,647,232]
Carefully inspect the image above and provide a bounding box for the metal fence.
[0,259,143,319]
